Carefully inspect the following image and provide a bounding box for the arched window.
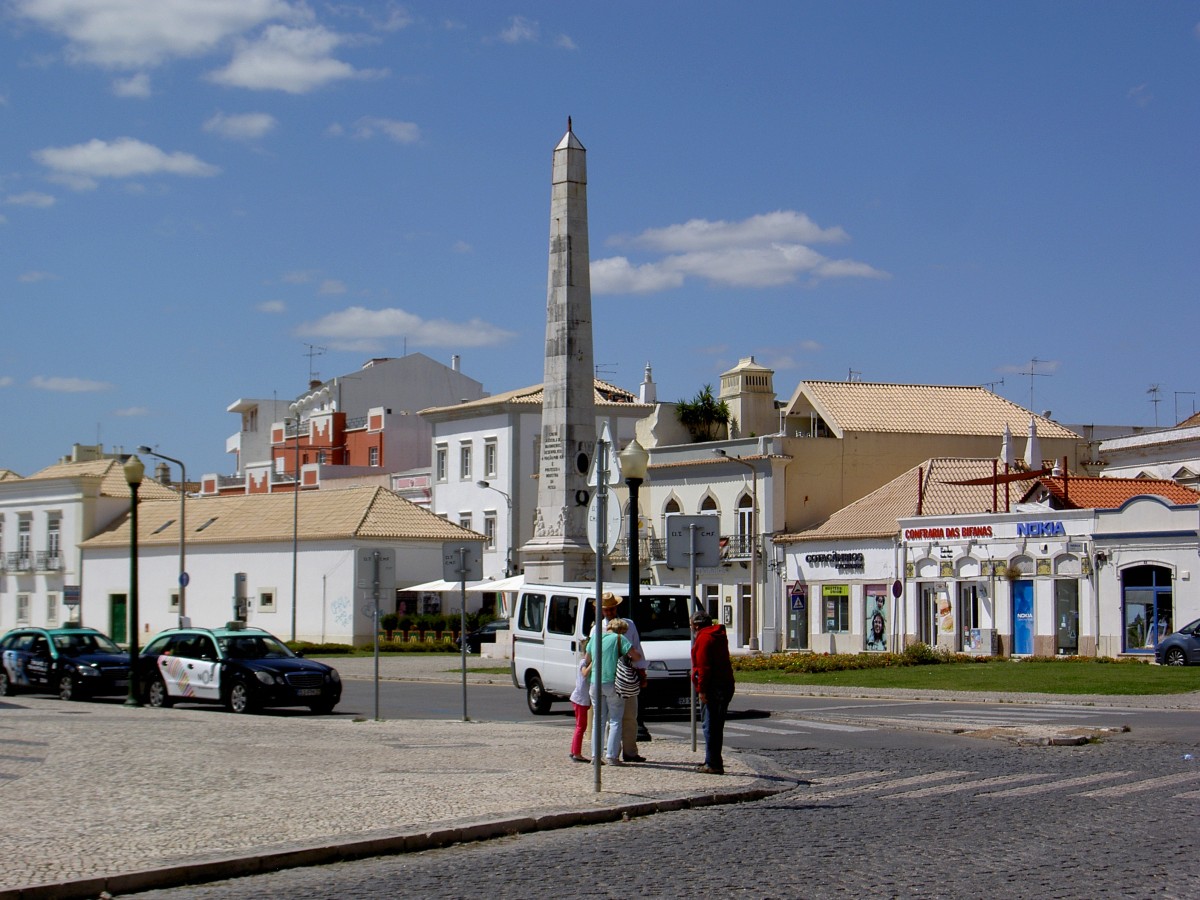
[700,495,718,513]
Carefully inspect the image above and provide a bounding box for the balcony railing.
[5,552,33,572]
[721,534,757,558]
[36,552,63,572]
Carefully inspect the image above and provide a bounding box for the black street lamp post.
[619,439,650,607]
[137,446,187,625]
[122,455,145,707]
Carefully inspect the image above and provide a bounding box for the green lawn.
[734,660,1200,695]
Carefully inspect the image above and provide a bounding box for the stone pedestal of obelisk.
[521,120,598,584]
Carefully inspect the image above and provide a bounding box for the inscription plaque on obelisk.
[522,119,597,584]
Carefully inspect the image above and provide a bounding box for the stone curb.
[2,778,789,900]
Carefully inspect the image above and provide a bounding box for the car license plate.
[114,679,129,688]
[676,696,691,707]
[297,688,321,696]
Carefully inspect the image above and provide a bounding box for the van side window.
[547,595,578,635]
[517,593,546,631]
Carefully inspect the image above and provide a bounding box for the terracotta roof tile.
[777,458,1040,542]
[21,458,180,500]
[786,381,1080,439]
[81,486,485,549]
[1026,476,1200,510]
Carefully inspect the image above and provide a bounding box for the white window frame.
[484,439,498,478]
[16,593,30,624]
[258,589,276,613]
[459,513,472,532]
[484,512,498,549]
[368,446,380,467]
[435,445,448,482]
[46,592,60,626]
[169,591,181,613]
[459,443,472,481]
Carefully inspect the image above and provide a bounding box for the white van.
[510,582,694,715]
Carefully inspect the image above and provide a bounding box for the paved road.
[121,724,1200,898]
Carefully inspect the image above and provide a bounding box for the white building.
[777,458,1200,659]
[419,379,652,583]
[79,486,485,645]
[0,454,177,638]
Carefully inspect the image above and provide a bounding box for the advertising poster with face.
[865,586,888,651]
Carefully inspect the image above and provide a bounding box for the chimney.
[451,355,460,372]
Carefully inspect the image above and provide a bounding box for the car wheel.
[308,700,336,715]
[227,681,257,714]
[146,676,173,708]
[1164,647,1188,667]
[58,674,80,701]
[526,674,552,715]
[0,671,14,697]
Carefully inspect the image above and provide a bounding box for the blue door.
[1012,580,1034,655]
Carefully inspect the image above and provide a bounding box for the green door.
[109,594,127,644]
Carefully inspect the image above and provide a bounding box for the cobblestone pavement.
[4,654,1197,899]
[0,690,771,900]
[124,732,1200,899]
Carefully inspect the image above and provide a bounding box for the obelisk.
[522,119,598,584]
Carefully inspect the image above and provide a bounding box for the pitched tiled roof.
[0,469,21,482]
[21,458,180,500]
[1024,476,1200,510]
[776,458,1040,543]
[420,379,646,416]
[786,381,1080,439]
[81,486,486,549]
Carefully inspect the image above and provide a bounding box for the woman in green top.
[589,618,641,765]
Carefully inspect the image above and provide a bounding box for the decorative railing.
[5,552,33,572]
[36,552,63,571]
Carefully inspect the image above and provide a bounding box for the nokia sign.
[1017,521,1067,537]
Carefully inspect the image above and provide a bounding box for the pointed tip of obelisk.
[555,117,585,151]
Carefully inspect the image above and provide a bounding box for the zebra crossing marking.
[982,771,1135,797]
[1077,770,1200,798]
[885,772,1051,798]
[813,770,973,800]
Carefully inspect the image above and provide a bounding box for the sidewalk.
[0,656,782,900]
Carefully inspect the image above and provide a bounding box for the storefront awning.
[401,578,485,593]
[465,574,526,593]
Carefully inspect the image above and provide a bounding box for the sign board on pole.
[587,492,622,554]
[665,514,720,568]
[586,420,622,487]
[442,542,483,582]
[355,548,397,613]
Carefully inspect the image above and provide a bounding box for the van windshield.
[582,593,693,642]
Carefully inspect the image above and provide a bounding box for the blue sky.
[2,1,1197,478]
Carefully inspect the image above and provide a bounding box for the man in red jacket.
[691,610,734,775]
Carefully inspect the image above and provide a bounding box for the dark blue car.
[1156,618,1200,666]
[0,627,130,700]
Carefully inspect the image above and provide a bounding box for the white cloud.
[12,0,298,68]
[114,406,150,417]
[591,257,685,294]
[617,211,848,252]
[33,137,219,190]
[208,24,380,93]
[258,299,286,313]
[452,240,472,254]
[30,375,113,392]
[112,72,151,97]
[318,278,347,295]
[0,377,14,388]
[18,271,58,283]
[1127,83,1152,107]
[6,191,56,208]
[343,116,420,143]
[297,306,517,350]
[497,16,538,44]
[331,2,412,32]
[555,34,577,50]
[204,111,278,140]
[281,269,317,284]
[593,209,888,294]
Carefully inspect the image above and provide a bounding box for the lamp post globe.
[618,439,650,603]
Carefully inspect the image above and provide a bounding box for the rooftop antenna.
[981,378,1005,392]
[1174,391,1196,425]
[304,343,326,383]
[848,368,862,383]
[594,362,617,382]
[1018,357,1051,410]
[1147,383,1162,427]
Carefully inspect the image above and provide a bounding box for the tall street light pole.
[476,480,514,577]
[138,446,187,626]
[122,455,145,707]
[715,448,759,652]
[289,411,301,642]
[618,439,650,605]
